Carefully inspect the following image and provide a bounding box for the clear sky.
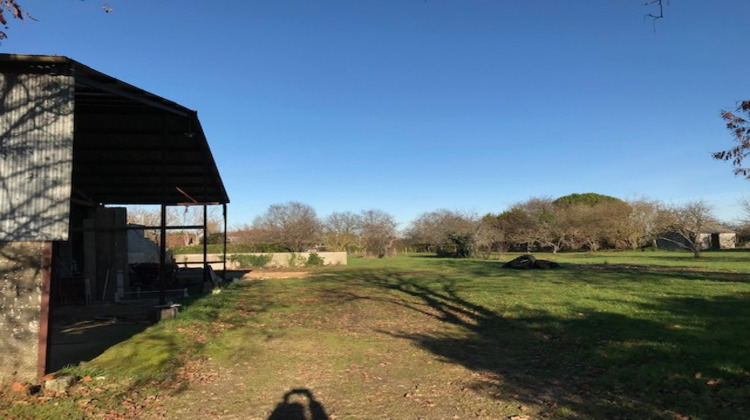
[3,1,750,229]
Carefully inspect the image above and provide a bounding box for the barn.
[0,54,229,383]
[656,222,737,251]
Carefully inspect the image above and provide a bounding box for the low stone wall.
[0,242,45,384]
[175,252,347,269]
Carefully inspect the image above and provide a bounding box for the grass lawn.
[3,250,750,419]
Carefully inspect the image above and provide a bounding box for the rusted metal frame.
[158,112,168,305]
[159,204,167,305]
[222,203,228,283]
[71,224,205,233]
[37,242,53,379]
[200,116,210,287]
[175,186,199,204]
[176,201,220,206]
[203,204,208,286]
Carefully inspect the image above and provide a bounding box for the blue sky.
[4,1,750,229]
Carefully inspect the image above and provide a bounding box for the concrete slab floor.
[48,301,156,372]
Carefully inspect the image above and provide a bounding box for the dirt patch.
[241,271,310,280]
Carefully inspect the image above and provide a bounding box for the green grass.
[4,250,750,419]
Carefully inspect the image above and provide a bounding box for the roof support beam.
[75,74,191,118]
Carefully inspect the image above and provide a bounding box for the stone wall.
[176,252,348,270]
[0,242,46,384]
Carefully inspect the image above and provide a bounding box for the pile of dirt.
[503,254,560,270]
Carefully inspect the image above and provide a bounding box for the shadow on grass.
[571,264,750,284]
[320,265,750,419]
[80,280,278,391]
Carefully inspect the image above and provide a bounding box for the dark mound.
[503,254,560,270]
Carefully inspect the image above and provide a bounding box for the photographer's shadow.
[267,388,329,420]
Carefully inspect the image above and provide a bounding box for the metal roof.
[1,54,230,206]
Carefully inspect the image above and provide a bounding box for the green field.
[3,251,750,419]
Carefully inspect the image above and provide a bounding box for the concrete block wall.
[176,252,348,270]
[0,242,45,384]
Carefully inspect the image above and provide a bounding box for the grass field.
[3,250,750,419]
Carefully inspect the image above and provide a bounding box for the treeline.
[229,193,727,259]
[404,194,717,259]
[234,202,398,258]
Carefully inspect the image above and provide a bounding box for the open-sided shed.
[0,54,230,383]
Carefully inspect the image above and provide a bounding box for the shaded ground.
[49,302,155,372]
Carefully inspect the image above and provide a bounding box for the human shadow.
[267,388,329,420]
[319,266,750,419]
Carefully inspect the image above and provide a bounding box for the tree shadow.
[319,267,750,419]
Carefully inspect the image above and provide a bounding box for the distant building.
[657,223,736,250]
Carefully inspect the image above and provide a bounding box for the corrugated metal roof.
[0,54,229,240]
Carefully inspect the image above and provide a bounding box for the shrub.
[229,254,272,268]
[171,243,287,255]
[288,253,307,267]
[305,252,325,266]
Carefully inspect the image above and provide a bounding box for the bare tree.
[358,209,397,258]
[474,214,506,259]
[229,224,267,245]
[405,209,478,257]
[617,199,663,249]
[511,197,562,252]
[252,202,321,252]
[126,205,222,247]
[658,200,715,258]
[322,211,362,253]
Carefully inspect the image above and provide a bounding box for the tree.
[474,214,506,259]
[0,0,116,40]
[551,195,631,252]
[0,0,29,40]
[618,199,663,249]
[252,202,321,252]
[552,192,622,208]
[322,211,362,253]
[713,101,750,178]
[509,197,561,252]
[126,205,223,247]
[405,210,479,257]
[358,209,397,258]
[658,200,715,258]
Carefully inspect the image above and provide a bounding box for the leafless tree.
[126,205,222,246]
[474,214,506,259]
[509,197,563,252]
[658,200,716,258]
[322,211,362,253]
[358,209,397,258]
[616,199,663,249]
[252,201,321,252]
[405,209,479,257]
